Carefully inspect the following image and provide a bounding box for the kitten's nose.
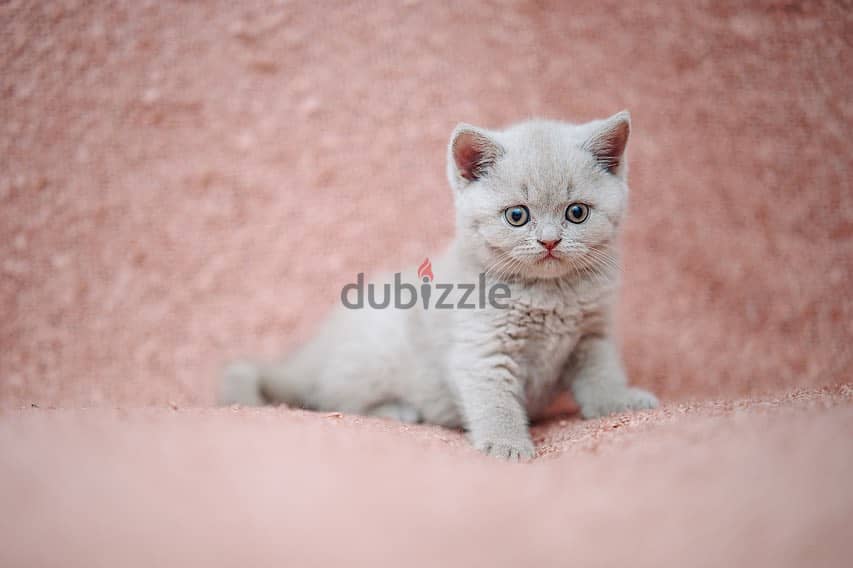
[538,239,562,251]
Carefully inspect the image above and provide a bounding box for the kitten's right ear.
[448,124,504,186]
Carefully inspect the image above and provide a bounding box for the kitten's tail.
[219,360,311,407]
[218,361,267,406]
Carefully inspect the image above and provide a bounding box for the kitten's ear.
[583,111,631,178]
[448,124,504,186]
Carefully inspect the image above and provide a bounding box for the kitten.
[221,111,658,460]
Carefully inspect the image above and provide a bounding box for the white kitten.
[221,111,658,460]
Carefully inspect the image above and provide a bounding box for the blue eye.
[504,205,530,227]
[566,203,589,224]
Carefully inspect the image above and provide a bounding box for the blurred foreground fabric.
[1,1,851,566]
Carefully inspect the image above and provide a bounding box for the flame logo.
[417,257,434,282]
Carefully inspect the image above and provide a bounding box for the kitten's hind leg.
[367,401,421,423]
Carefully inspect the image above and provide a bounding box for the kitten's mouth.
[536,251,561,263]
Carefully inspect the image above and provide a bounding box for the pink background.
[3,0,850,407]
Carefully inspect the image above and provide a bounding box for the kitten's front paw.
[474,437,535,461]
[578,387,659,419]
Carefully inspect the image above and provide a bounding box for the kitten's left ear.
[583,111,631,178]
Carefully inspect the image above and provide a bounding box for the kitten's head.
[447,112,631,281]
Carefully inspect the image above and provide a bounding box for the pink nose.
[538,239,562,251]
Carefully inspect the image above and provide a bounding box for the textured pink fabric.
[1,1,851,565]
[2,390,852,567]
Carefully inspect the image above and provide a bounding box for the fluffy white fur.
[220,111,658,460]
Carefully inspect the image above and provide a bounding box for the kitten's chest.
[499,280,605,348]
[499,300,583,363]
[496,283,608,404]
